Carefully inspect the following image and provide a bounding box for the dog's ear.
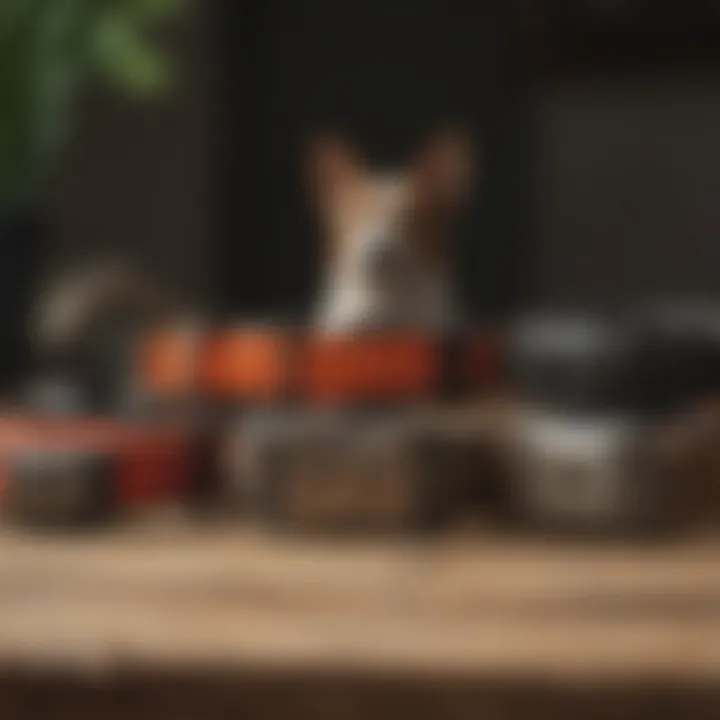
[412,128,475,212]
[306,135,364,209]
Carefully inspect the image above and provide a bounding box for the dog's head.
[308,129,475,329]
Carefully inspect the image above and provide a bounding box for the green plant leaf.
[0,0,27,45]
[0,0,184,208]
[90,9,172,95]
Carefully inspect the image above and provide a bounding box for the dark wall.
[46,0,532,323]
[222,0,531,320]
[529,1,720,308]
[532,73,720,307]
[44,0,720,327]
[48,1,217,305]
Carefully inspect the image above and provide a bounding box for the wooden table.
[0,522,718,717]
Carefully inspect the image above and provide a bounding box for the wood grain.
[0,523,717,682]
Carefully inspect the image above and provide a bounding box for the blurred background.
[4,0,720,389]
[2,3,720,716]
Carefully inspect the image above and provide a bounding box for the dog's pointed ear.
[412,128,475,212]
[306,135,363,207]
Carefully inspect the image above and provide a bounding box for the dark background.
[47,0,720,320]
[220,0,530,319]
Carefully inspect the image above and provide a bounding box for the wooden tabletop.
[0,520,717,683]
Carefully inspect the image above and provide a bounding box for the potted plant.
[0,0,185,390]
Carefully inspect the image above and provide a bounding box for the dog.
[308,129,475,333]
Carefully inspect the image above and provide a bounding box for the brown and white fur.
[308,129,475,333]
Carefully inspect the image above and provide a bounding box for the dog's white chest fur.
[316,267,457,332]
